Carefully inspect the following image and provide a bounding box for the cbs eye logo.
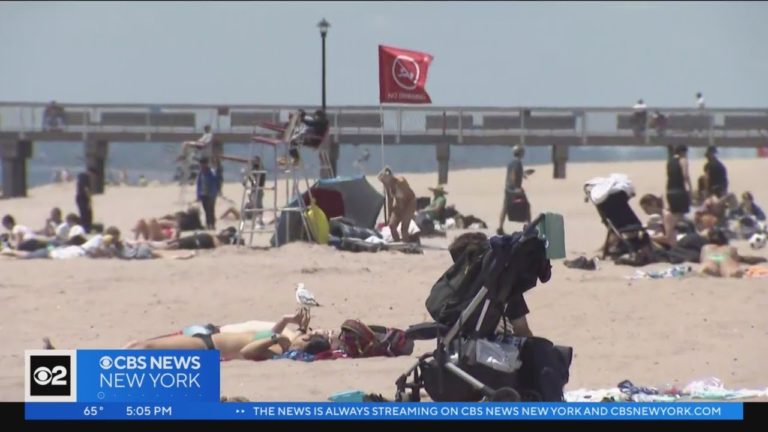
[29,355,71,396]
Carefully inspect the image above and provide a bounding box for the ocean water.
[9,141,761,188]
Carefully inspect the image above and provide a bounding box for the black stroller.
[395,214,573,402]
[583,184,651,260]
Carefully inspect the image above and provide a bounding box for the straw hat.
[428,185,448,195]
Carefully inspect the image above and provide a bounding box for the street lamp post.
[317,18,330,112]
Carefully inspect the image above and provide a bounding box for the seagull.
[295,283,321,308]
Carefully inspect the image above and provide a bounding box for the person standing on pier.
[632,99,647,137]
[696,92,706,109]
[196,157,221,230]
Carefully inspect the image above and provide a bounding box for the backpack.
[338,319,413,358]
[425,240,489,325]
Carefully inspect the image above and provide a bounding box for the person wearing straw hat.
[424,185,448,223]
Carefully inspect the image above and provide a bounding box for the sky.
[1,1,767,108]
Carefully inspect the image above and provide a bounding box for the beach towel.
[277,349,347,362]
[744,265,768,279]
[625,265,692,280]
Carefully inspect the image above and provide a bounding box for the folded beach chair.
[394,214,573,402]
[584,184,651,260]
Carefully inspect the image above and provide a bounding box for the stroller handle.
[524,213,546,237]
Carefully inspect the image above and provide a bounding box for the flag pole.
[379,104,386,168]
[379,103,388,224]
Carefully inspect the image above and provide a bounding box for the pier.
[1,102,766,197]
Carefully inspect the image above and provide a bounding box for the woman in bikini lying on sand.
[126,310,330,361]
[44,310,332,361]
[699,227,766,278]
[132,208,205,241]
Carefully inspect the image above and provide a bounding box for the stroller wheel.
[520,389,542,402]
[395,390,407,402]
[488,387,521,402]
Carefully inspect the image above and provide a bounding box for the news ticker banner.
[23,350,744,421]
[25,402,744,421]
[24,350,220,403]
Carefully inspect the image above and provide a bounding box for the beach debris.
[625,265,692,280]
[564,256,599,271]
[566,377,768,402]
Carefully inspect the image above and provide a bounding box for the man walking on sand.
[497,145,532,235]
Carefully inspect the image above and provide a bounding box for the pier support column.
[552,144,569,179]
[0,140,32,198]
[436,140,450,185]
[85,140,108,195]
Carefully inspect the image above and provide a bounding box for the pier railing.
[1,102,767,147]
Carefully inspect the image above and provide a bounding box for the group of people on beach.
[617,144,766,277]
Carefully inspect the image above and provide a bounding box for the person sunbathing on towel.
[120,309,331,361]
[147,232,224,250]
[378,167,417,243]
[132,218,177,241]
[133,208,204,241]
[700,227,766,278]
[104,227,195,260]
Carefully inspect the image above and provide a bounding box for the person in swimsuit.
[121,310,331,361]
[146,227,237,250]
[378,167,417,243]
[699,228,744,278]
[694,192,737,231]
[103,226,159,260]
[665,145,692,222]
[638,194,678,247]
[132,218,177,241]
[698,227,767,278]
[132,208,204,241]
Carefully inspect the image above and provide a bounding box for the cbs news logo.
[25,350,77,402]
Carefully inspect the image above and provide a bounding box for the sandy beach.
[1,158,767,401]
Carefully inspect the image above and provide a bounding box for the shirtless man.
[378,167,417,242]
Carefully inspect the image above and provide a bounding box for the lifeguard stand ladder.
[233,111,316,247]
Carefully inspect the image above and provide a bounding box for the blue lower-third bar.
[25,402,744,421]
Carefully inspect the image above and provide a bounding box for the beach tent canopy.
[313,176,384,229]
[271,176,385,246]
